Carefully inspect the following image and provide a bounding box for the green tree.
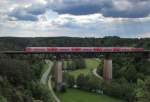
[76,74,86,89]
[64,73,75,88]
[0,96,7,102]
[31,82,51,102]
[125,64,137,82]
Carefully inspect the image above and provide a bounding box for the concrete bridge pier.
[53,60,63,91]
[103,55,112,81]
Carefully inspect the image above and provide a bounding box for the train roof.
[26,47,135,48]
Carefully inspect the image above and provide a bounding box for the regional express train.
[25,47,144,52]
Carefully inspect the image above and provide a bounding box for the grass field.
[60,59,125,102]
[68,58,100,78]
[58,89,125,102]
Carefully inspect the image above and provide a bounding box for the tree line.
[63,58,86,70]
[0,36,149,51]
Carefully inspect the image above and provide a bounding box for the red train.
[25,47,144,52]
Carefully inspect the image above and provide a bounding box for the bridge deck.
[0,50,149,54]
[0,47,149,54]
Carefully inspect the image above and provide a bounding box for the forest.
[0,36,149,51]
[0,54,52,102]
[0,36,149,102]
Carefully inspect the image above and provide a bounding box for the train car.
[25,47,144,53]
[25,47,47,52]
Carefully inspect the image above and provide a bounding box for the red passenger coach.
[25,47,145,53]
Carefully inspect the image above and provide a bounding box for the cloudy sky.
[0,0,150,38]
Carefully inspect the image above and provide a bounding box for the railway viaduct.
[0,47,150,82]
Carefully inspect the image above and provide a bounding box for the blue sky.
[0,0,150,38]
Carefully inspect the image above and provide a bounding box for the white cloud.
[48,13,150,27]
[138,33,150,38]
[1,11,150,37]
[113,0,133,11]
[0,0,150,37]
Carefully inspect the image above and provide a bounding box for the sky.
[0,0,150,38]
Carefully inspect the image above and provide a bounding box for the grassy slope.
[59,89,125,102]
[61,59,125,102]
[68,58,100,78]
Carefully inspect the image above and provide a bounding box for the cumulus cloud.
[7,3,48,21]
[48,0,150,18]
[48,0,110,15]
[1,11,150,37]
[0,0,150,37]
[8,9,38,21]
[102,0,150,18]
[3,0,150,23]
[6,0,150,20]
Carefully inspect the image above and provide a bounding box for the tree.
[135,78,150,102]
[125,64,137,82]
[97,62,103,76]
[76,74,86,89]
[73,58,86,69]
[0,59,33,86]
[76,74,102,92]
[64,73,75,88]
[0,96,7,102]
[66,60,76,70]
[31,82,52,102]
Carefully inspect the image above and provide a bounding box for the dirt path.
[92,68,103,79]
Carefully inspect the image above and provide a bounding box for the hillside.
[0,37,149,51]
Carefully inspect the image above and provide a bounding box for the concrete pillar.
[54,61,63,91]
[103,58,112,81]
[55,61,62,84]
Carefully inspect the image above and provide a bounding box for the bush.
[30,82,51,102]
[76,74,102,92]
[0,96,7,102]
[63,73,75,88]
